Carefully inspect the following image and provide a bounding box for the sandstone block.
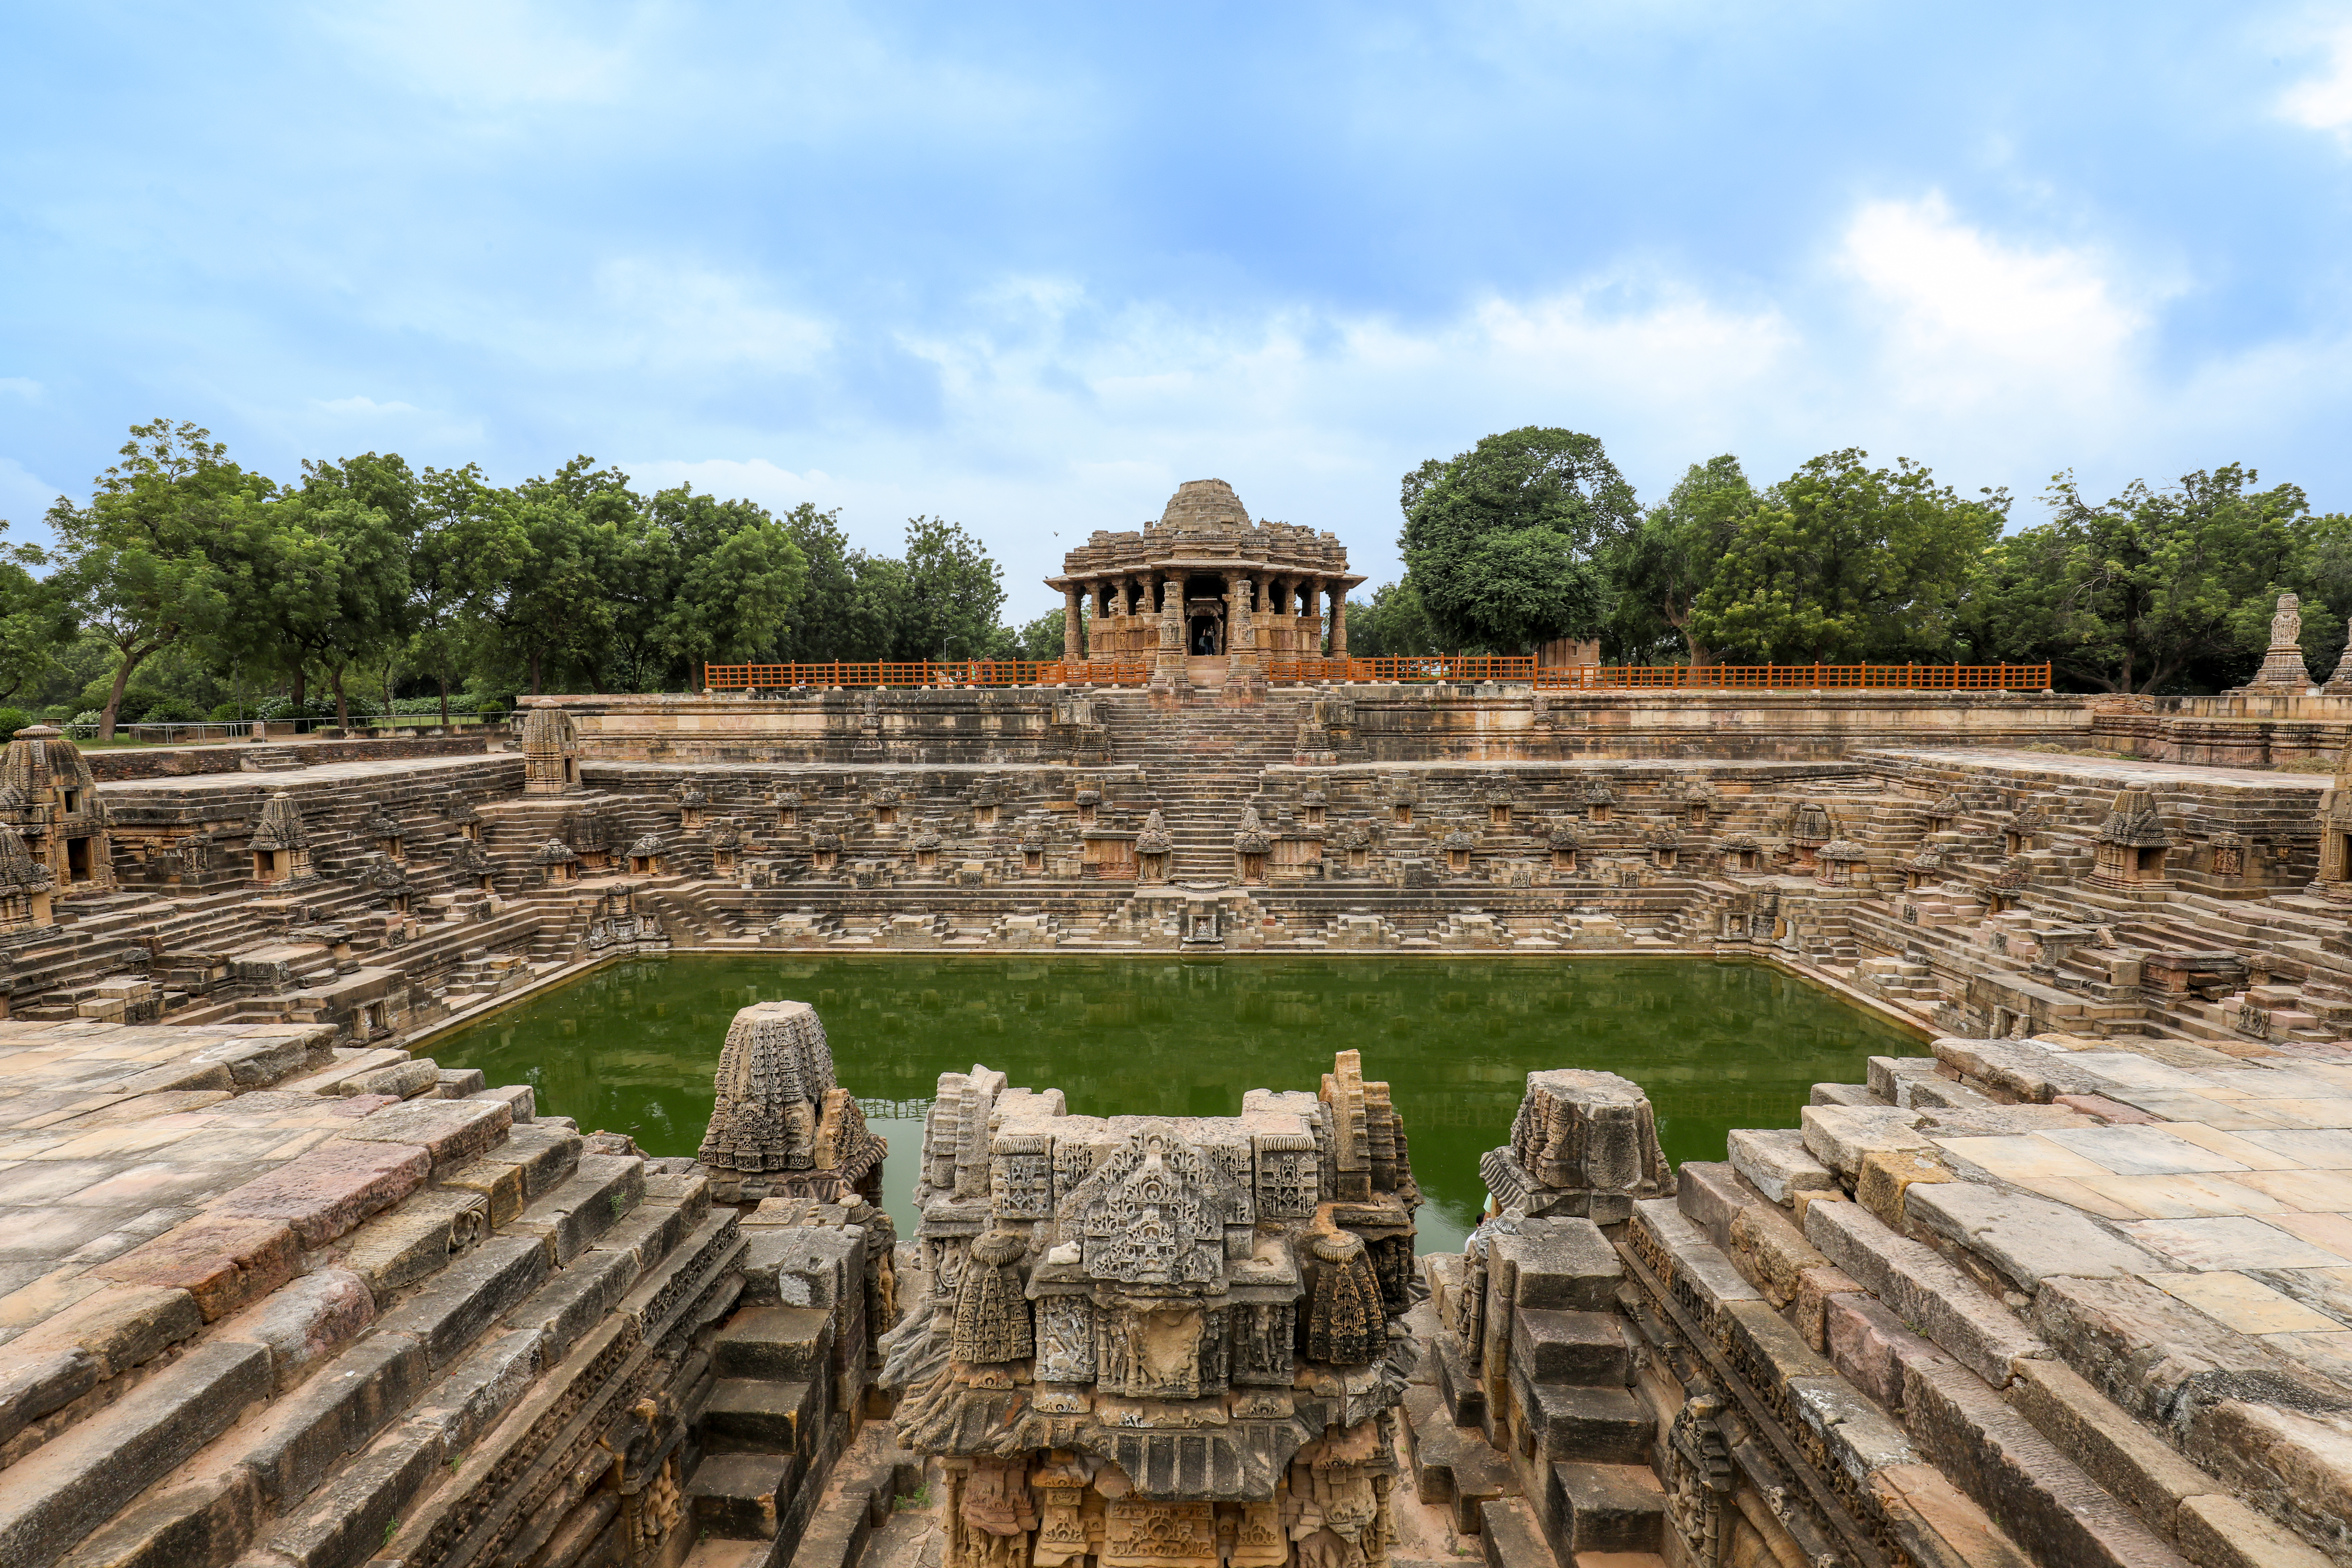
[2004,1357,2218,1542]
[1511,1307,1628,1386]
[431,1155,525,1225]
[261,1416,444,1568]
[1805,1196,2044,1387]
[496,1121,584,1198]
[1803,1104,1934,1177]
[1545,1461,1664,1555]
[2174,1492,2333,1568]
[431,1066,486,1098]
[224,1328,430,1506]
[502,1244,638,1361]
[1727,1127,1841,1204]
[1931,1036,2105,1102]
[1905,1181,2175,1292]
[470,1082,534,1121]
[335,1095,512,1167]
[216,1266,373,1392]
[1827,1290,1953,1412]
[15,1284,201,1377]
[1869,1462,2037,1568]
[504,1153,644,1265]
[372,1234,549,1368]
[1903,1357,2190,1568]
[1629,1198,1760,1325]
[209,1138,430,1248]
[47,1463,263,1568]
[1793,1264,1861,1353]
[715,1305,835,1381]
[2028,1274,2323,1427]
[1788,1374,1920,1480]
[337,1190,488,1295]
[1489,1216,1621,1311]
[401,1325,544,1457]
[0,1339,269,1568]
[0,1346,95,1450]
[1856,1146,1954,1228]
[91,1215,299,1322]
[1728,1200,1829,1307]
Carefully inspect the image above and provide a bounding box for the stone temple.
[4,479,2352,1567]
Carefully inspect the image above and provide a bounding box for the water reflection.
[428,954,1918,1252]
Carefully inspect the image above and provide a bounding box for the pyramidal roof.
[1156,478,1252,533]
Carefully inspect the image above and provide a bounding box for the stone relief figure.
[2275,592,2303,648]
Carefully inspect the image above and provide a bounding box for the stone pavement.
[1698,1028,2352,1566]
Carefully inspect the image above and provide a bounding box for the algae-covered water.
[427,954,1918,1252]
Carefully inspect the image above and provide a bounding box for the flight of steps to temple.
[1093,692,1312,880]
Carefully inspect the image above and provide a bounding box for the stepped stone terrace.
[10,485,2352,1564]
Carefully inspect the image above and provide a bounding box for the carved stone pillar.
[1268,575,1290,657]
[1062,586,1082,666]
[1330,584,1350,661]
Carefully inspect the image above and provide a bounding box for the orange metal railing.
[701,660,1151,690]
[1264,658,2052,691]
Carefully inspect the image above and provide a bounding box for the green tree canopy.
[1965,465,2306,692]
[1606,455,1753,665]
[1399,427,1639,653]
[1687,450,2004,665]
[47,419,261,738]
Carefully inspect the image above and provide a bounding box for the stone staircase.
[1093,692,1311,881]
[1415,1219,1667,1564]
[0,1042,747,1568]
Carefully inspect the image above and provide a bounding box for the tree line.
[1352,426,2350,693]
[19,420,1069,738]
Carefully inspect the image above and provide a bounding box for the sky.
[7,3,2352,618]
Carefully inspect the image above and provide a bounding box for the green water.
[427,954,1919,1252]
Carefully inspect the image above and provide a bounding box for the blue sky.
[8,3,2352,617]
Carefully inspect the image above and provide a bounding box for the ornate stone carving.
[1304,1232,1382,1366]
[1482,1067,1673,1223]
[952,1230,1034,1365]
[698,1000,882,1199]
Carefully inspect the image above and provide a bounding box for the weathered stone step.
[0,1340,271,1568]
[1544,1461,1666,1557]
[693,1452,798,1539]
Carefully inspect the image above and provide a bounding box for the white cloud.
[0,379,41,401]
[317,395,421,415]
[2282,25,2352,136]
[322,0,648,108]
[0,459,65,550]
[1838,192,2152,408]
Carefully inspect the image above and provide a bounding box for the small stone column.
[1330,584,1350,661]
[2325,616,2352,694]
[1226,572,1264,699]
[1061,586,1082,666]
[2240,593,2314,691]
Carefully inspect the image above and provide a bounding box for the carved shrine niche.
[1071,1123,1234,1288]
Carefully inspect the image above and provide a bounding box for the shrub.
[0,708,30,742]
[209,701,245,722]
[140,697,200,723]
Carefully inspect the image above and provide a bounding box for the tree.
[766,505,861,658]
[0,531,76,704]
[47,420,257,738]
[1009,608,1067,661]
[1399,427,1639,653]
[1993,465,2307,693]
[1688,450,2004,665]
[1606,456,1752,665]
[888,516,1006,660]
[648,486,808,684]
[447,457,634,694]
[1346,579,1438,657]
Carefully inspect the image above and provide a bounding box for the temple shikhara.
[8,481,2352,1568]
